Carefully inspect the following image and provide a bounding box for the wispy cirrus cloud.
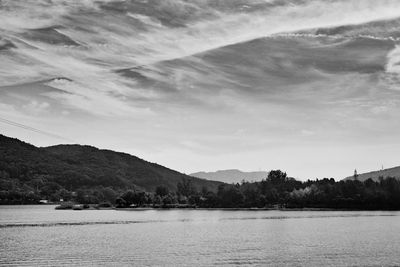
[1,0,400,179]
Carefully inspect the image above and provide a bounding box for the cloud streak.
[1,0,400,179]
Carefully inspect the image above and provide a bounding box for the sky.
[1,0,400,180]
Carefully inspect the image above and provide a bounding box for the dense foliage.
[115,170,400,210]
[1,135,399,209]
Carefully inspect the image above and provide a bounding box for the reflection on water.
[1,206,400,266]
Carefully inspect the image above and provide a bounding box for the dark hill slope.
[0,134,222,193]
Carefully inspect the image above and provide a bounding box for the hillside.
[190,169,268,184]
[344,166,400,181]
[0,134,222,203]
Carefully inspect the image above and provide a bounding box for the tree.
[201,186,209,196]
[155,185,169,197]
[121,190,137,206]
[267,170,287,184]
[162,193,177,206]
[177,178,195,197]
[115,197,126,208]
[121,190,148,206]
[218,185,244,208]
[100,187,117,203]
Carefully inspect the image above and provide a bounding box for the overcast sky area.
[1,0,400,180]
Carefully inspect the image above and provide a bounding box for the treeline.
[1,170,400,210]
[0,173,121,204]
[115,170,400,210]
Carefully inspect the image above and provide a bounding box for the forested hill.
[0,134,222,200]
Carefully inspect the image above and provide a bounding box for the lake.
[1,205,399,266]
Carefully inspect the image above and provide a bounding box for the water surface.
[1,205,399,266]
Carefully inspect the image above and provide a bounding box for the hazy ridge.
[345,166,400,181]
[190,169,268,183]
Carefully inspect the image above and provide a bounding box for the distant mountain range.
[190,169,268,184]
[0,134,222,193]
[344,166,400,181]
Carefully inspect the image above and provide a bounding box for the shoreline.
[114,207,400,211]
[1,204,399,211]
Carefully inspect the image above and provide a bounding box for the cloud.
[2,0,400,106]
[386,45,400,73]
[2,0,400,179]
[22,100,50,114]
[44,79,153,117]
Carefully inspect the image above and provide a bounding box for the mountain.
[344,166,400,181]
[0,134,222,194]
[190,169,268,184]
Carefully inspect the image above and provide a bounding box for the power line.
[0,116,74,142]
